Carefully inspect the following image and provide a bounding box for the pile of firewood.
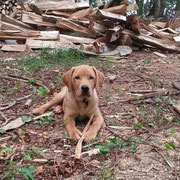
[0,0,17,15]
[0,0,179,55]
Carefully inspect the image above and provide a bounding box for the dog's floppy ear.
[62,67,75,92]
[93,67,104,91]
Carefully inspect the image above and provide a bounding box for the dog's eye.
[90,76,94,79]
[75,76,80,80]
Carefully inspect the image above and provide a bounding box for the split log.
[92,10,126,22]
[103,4,127,15]
[2,15,34,30]
[123,29,180,52]
[21,11,54,27]
[1,44,31,52]
[56,18,96,37]
[60,34,95,44]
[70,8,93,20]
[26,39,73,49]
[35,0,89,11]
[46,10,73,18]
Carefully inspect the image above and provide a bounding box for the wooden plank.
[35,0,89,11]
[123,29,180,52]
[0,21,28,31]
[70,8,93,20]
[151,21,167,29]
[94,10,126,22]
[46,10,73,18]
[56,18,96,37]
[1,44,31,52]
[26,39,73,49]
[1,15,34,30]
[0,31,59,40]
[21,11,54,27]
[103,4,127,15]
[60,34,95,44]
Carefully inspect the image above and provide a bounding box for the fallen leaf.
[35,166,43,175]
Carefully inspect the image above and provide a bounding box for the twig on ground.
[0,111,10,125]
[106,90,180,105]
[168,105,180,120]
[153,148,173,168]
[0,74,49,92]
[74,114,94,160]
[0,94,32,111]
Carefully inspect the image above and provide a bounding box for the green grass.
[17,48,99,71]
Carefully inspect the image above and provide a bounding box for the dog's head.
[62,65,104,100]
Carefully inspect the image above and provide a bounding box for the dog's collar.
[83,98,88,108]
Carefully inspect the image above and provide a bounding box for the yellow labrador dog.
[33,65,104,141]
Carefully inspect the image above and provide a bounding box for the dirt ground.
[0,49,180,180]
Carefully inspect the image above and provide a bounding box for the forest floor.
[0,49,180,180]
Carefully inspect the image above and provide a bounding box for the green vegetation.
[17,48,99,71]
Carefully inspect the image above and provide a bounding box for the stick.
[0,111,9,125]
[0,94,32,111]
[74,114,94,160]
[0,74,49,93]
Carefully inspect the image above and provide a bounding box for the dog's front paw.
[67,127,82,141]
[33,105,47,115]
[84,130,97,142]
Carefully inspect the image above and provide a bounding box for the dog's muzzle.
[81,85,89,95]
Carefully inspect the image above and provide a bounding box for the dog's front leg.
[84,112,104,142]
[64,115,82,141]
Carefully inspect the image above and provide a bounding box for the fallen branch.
[0,94,32,111]
[1,112,53,131]
[0,74,49,93]
[74,114,94,160]
[0,111,9,125]
[107,90,180,105]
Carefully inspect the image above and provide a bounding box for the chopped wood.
[56,18,96,37]
[127,3,139,12]
[151,21,167,29]
[93,10,126,22]
[21,11,54,27]
[28,3,43,15]
[35,0,89,11]
[2,15,34,30]
[26,39,73,49]
[1,44,31,52]
[46,10,73,18]
[123,29,180,52]
[60,34,95,44]
[70,8,93,20]
[169,18,180,30]
[173,36,180,42]
[173,103,180,114]
[103,4,127,15]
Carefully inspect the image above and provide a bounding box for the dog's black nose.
[81,85,89,92]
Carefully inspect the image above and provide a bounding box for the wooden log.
[122,29,180,52]
[0,31,59,40]
[28,3,43,15]
[56,18,96,37]
[1,44,31,52]
[26,39,73,49]
[103,4,127,15]
[35,0,89,11]
[92,10,126,22]
[2,14,34,30]
[46,10,73,18]
[60,34,95,44]
[21,11,54,27]
[70,8,93,20]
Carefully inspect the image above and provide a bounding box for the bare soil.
[0,50,180,180]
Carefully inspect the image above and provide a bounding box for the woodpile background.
[0,0,17,15]
[0,0,179,55]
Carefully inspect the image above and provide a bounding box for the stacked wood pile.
[0,0,180,55]
[0,0,17,15]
